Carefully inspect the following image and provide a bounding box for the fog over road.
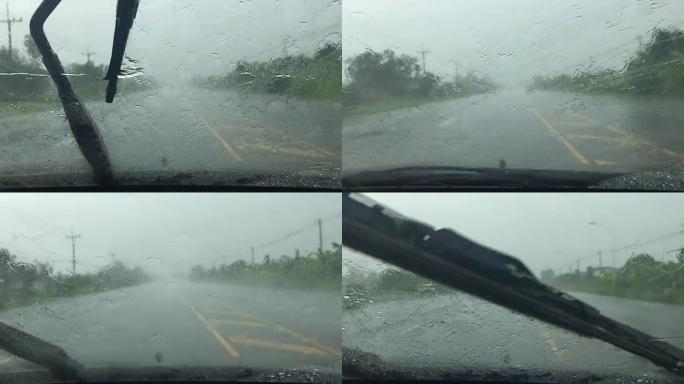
[0,281,341,372]
[344,90,684,176]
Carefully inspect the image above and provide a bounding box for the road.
[343,90,684,175]
[343,290,683,379]
[0,281,341,373]
[0,87,341,184]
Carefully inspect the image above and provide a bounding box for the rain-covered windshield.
[0,193,342,382]
[342,0,684,186]
[343,193,684,382]
[0,0,341,188]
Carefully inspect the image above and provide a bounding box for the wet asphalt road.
[0,281,340,372]
[343,90,684,175]
[0,87,341,181]
[342,291,682,378]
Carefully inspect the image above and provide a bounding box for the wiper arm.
[343,193,684,378]
[30,0,113,185]
[104,0,140,103]
[0,322,84,380]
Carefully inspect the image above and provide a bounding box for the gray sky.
[343,0,684,86]
[344,193,684,277]
[0,193,341,277]
[4,0,340,83]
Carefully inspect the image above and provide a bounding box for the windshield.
[0,193,342,382]
[342,0,684,187]
[0,0,341,188]
[343,193,684,382]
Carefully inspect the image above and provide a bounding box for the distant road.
[344,90,684,175]
[0,87,340,181]
[0,281,340,372]
[343,290,682,377]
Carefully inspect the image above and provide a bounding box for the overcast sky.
[343,0,684,86]
[344,193,684,277]
[0,193,341,277]
[4,0,340,83]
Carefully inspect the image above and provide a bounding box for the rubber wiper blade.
[30,0,113,185]
[0,322,84,380]
[344,166,625,190]
[343,193,684,379]
[104,0,140,103]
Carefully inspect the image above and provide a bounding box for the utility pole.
[83,46,94,64]
[317,218,323,254]
[1,3,22,62]
[417,44,431,74]
[66,228,81,275]
[250,247,255,265]
[576,259,580,274]
[598,251,602,268]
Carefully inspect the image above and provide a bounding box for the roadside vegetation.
[191,43,341,101]
[0,248,151,311]
[343,48,497,115]
[546,250,684,305]
[529,28,684,97]
[189,243,341,291]
[343,264,451,310]
[1,34,155,118]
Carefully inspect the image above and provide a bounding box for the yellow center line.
[530,110,591,165]
[231,336,329,356]
[196,115,244,162]
[182,298,240,358]
[540,325,563,360]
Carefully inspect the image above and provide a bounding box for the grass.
[343,96,450,117]
[0,99,62,118]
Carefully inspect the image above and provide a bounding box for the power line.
[558,228,684,273]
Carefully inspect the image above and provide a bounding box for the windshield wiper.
[343,193,684,379]
[30,0,113,185]
[0,322,84,380]
[104,0,140,103]
[343,166,625,190]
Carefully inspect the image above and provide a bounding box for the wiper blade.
[30,0,113,185]
[343,193,684,378]
[344,166,625,190]
[104,0,140,103]
[0,322,84,380]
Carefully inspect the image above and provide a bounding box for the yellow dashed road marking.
[531,110,590,165]
[219,305,341,358]
[578,114,682,159]
[555,121,595,127]
[565,134,626,143]
[263,127,338,160]
[231,336,329,356]
[209,319,269,328]
[183,299,240,358]
[236,141,330,159]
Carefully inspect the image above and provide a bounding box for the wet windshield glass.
[1,0,341,188]
[342,0,684,183]
[343,193,684,381]
[0,193,342,382]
